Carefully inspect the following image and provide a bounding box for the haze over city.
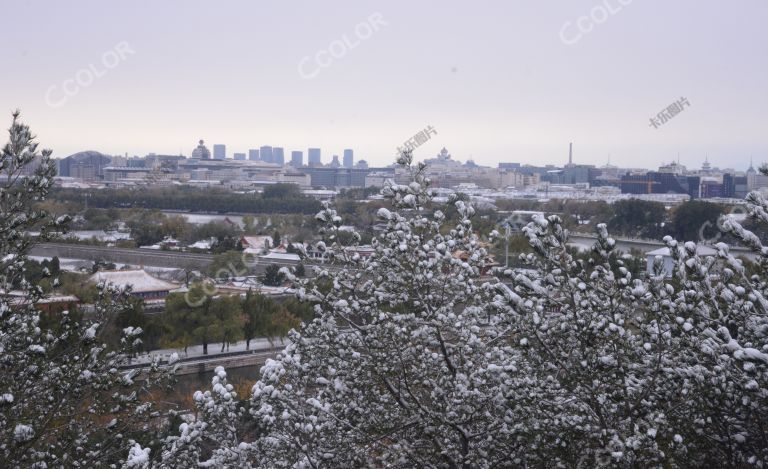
[2,0,767,169]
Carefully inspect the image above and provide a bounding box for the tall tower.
[343,149,354,168]
[260,146,273,164]
[308,148,322,165]
[213,144,226,160]
[566,142,574,167]
[747,156,757,190]
[273,147,285,165]
[290,151,303,167]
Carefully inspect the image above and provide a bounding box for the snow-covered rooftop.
[259,252,301,262]
[241,235,272,249]
[646,246,718,257]
[89,269,179,293]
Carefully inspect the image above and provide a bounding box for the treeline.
[50,184,322,214]
[496,197,749,243]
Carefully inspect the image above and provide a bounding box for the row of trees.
[496,196,733,243]
[156,285,311,354]
[51,184,322,214]
[608,198,728,241]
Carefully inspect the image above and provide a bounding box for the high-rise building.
[308,148,322,165]
[233,152,246,160]
[273,147,285,165]
[260,146,273,164]
[248,149,260,161]
[343,149,354,168]
[330,155,341,168]
[213,144,226,160]
[291,151,303,167]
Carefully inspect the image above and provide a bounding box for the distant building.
[365,171,394,188]
[248,149,260,161]
[260,146,274,164]
[621,172,700,199]
[233,152,246,160]
[191,140,212,160]
[542,165,596,185]
[57,151,112,179]
[330,155,341,168]
[145,154,185,171]
[723,173,748,198]
[291,150,303,167]
[213,144,226,160]
[276,171,311,188]
[308,148,322,165]
[658,160,687,175]
[745,160,768,190]
[700,178,724,198]
[305,166,391,188]
[343,149,354,168]
[273,147,285,166]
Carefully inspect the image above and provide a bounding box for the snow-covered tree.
[497,212,768,466]
[248,153,528,466]
[0,112,172,467]
[151,151,768,467]
[148,366,255,468]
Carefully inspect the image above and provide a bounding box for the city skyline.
[2,0,766,170]
[75,139,761,173]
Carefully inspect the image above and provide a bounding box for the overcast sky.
[2,0,767,169]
